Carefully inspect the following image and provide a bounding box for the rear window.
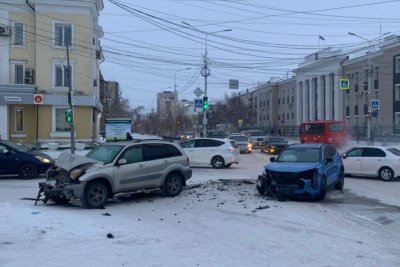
[328,123,345,132]
[163,144,182,157]
[208,131,225,137]
[387,148,400,156]
[249,131,265,136]
[230,136,248,142]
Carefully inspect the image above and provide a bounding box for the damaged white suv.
[36,140,192,208]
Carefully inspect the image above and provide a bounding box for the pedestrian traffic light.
[203,96,209,110]
[65,109,72,123]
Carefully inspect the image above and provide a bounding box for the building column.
[0,10,10,139]
[317,76,325,120]
[334,73,342,120]
[308,79,315,121]
[0,105,8,140]
[303,80,309,121]
[296,81,303,125]
[326,74,333,120]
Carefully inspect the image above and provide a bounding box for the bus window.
[328,122,345,132]
[307,124,323,134]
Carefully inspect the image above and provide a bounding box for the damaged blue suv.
[256,143,344,200]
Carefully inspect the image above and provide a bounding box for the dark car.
[256,143,344,200]
[261,137,288,154]
[0,140,53,179]
[206,130,226,139]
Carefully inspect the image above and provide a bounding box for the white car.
[179,138,240,168]
[342,146,400,181]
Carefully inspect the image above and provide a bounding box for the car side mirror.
[342,154,347,159]
[270,157,276,162]
[117,158,127,165]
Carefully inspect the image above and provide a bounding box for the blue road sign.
[339,79,350,90]
[194,99,203,108]
[371,110,378,118]
[371,100,380,110]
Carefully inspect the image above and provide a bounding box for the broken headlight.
[70,169,85,181]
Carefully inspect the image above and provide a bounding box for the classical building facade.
[0,0,103,144]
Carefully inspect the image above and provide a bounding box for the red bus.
[300,120,348,146]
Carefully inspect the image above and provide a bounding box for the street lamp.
[348,32,390,144]
[182,21,232,137]
[174,67,191,95]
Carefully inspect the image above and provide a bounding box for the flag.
[319,35,325,41]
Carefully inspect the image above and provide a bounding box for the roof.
[289,143,324,149]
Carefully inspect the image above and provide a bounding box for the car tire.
[316,176,327,201]
[82,181,109,209]
[256,179,266,195]
[162,173,183,197]
[379,167,394,181]
[50,196,70,204]
[211,156,225,169]
[18,163,38,179]
[335,168,345,190]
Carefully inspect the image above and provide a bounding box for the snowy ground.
[1,142,400,267]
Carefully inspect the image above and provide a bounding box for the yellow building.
[0,0,104,145]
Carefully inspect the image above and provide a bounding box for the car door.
[361,148,386,176]
[195,139,224,165]
[0,144,18,175]
[323,145,339,186]
[113,145,149,192]
[180,140,196,165]
[342,148,363,175]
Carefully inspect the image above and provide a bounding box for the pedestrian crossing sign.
[339,79,350,90]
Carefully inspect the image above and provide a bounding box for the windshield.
[85,145,124,164]
[276,147,321,162]
[269,138,285,143]
[249,131,265,136]
[1,140,29,152]
[230,136,248,142]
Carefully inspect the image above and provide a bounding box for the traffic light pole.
[66,44,76,154]
[202,34,210,138]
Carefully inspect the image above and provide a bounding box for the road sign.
[193,87,203,97]
[194,98,203,108]
[229,79,239,89]
[371,110,379,118]
[33,94,44,104]
[238,119,243,126]
[339,79,350,90]
[371,100,380,109]
[201,67,210,77]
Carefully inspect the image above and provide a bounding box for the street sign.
[229,79,239,89]
[371,110,378,118]
[194,98,203,108]
[193,87,203,97]
[371,100,380,109]
[238,119,243,127]
[339,79,350,90]
[33,94,44,104]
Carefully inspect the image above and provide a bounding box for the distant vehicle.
[180,138,239,168]
[256,143,344,200]
[181,132,195,140]
[229,134,252,154]
[38,140,192,208]
[246,130,267,148]
[0,140,53,179]
[206,130,226,139]
[261,137,288,154]
[342,146,400,181]
[300,120,348,146]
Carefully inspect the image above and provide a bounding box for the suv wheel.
[18,163,37,179]
[211,156,225,169]
[316,176,327,201]
[162,173,183,197]
[82,181,109,209]
[335,168,344,190]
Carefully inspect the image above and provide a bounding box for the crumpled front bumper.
[36,180,86,204]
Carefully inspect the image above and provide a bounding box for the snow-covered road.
[1,148,399,267]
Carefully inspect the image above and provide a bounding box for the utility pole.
[66,44,76,154]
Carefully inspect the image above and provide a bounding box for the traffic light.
[203,96,209,110]
[65,109,72,123]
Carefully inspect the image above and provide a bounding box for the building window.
[396,56,400,74]
[286,113,289,120]
[267,114,269,120]
[56,108,71,131]
[13,22,24,46]
[346,106,350,116]
[54,23,72,47]
[354,105,358,115]
[364,104,368,115]
[395,84,400,101]
[15,108,23,132]
[54,64,71,87]
[396,112,400,125]
[14,64,24,84]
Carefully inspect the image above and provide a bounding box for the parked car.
[229,134,252,154]
[261,136,288,154]
[37,140,192,208]
[180,138,240,168]
[206,130,227,139]
[246,130,267,148]
[180,132,195,141]
[342,146,400,181]
[256,143,344,200]
[0,140,53,179]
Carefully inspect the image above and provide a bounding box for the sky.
[98,0,400,113]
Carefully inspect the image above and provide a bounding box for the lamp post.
[348,32,390,144]
[182,22,232,137]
